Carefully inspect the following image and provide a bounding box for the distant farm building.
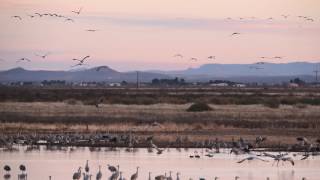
[109,83,121,87]
[210,83,229,87]
[234,84,246,88]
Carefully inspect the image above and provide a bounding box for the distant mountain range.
[0,62,318,83]
[0,66,169,83]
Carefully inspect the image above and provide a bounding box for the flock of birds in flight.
[5,6,318,71]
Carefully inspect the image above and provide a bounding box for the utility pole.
[136,71,140,89]
[314,70,319,83]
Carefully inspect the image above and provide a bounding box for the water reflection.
[0,146,319,180]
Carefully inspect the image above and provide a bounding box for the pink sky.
[0,0,319,71]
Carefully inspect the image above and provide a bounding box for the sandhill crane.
[208,56,215,60]
[17,58,31,62]
[130,167,139,180]
[109,170,119,180]
[237,156,269,163]
[119,171,127,180]
[148,172,152,180]
[107,164,119,173]
[19,165,26,173]
[3,165,11,174]
[176,172,180,180]
[35,13,43,17]
[35,52,50,59]
[12,16,22,20]
[263,152,294,166]
[173,54,183,58]
[3,165,11,179]
[72,7,83,15]
[65,18,74,22]
[18,173,27,180]
[155,175,166,180]
[151,142,165,154]
[280,157,295,166]
[72,167,82,180]
[230,32,240,36]
[85,160,89,173]
[166,171,173,180]
[255,136,267,146]
[96,166,102,180]
[86,29,98,32]
[73,56,90,63]
[83,173,92,180]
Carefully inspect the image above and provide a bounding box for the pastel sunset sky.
[0,0,319,71]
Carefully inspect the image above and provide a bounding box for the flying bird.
[190,57,198,61]
[306,18,314,22]
[35,52,50,59]
[65,18,74,22]
[73,56,90,63]
[35,13,43,17]
[281,15,289,19]
[173,54,183,58]
[72,7,83,15]
[86,29,98,32]
[27,14,35,18]
[208,56,215,60]
[12,16,22,20]
[230,32,241,36]
[17,58,31,62]
[237,156,269,163]
[71,62,87,67]
[273,56,283,59]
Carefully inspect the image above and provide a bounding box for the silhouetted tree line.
[151,77,186,86]
[41,80,66,86]
[290,78,306,85]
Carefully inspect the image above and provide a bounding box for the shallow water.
[0,147,319,180]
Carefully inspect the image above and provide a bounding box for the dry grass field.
[0,101,319,146]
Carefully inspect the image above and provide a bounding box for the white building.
[210,83,229,87]
[234,84,246,88]
[109,83,121,87]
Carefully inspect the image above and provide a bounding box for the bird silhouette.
[130,167,139,180]
[73,56,90,63]
[86,29,98,32]
[237,156,269,163]
[230,32,241,36]
[65,18,74,22]
[17,58,31,62]
[12,16,22,20]
[35,13,43,17]
[72,7,82,15]
[208,56,215,60]
[96,165,102,180]
[173,54,183,58]
[85,160,89,173]
[35,52,50,59]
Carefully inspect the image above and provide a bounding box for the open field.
[0,99,320,147]
[1,87,320,148]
